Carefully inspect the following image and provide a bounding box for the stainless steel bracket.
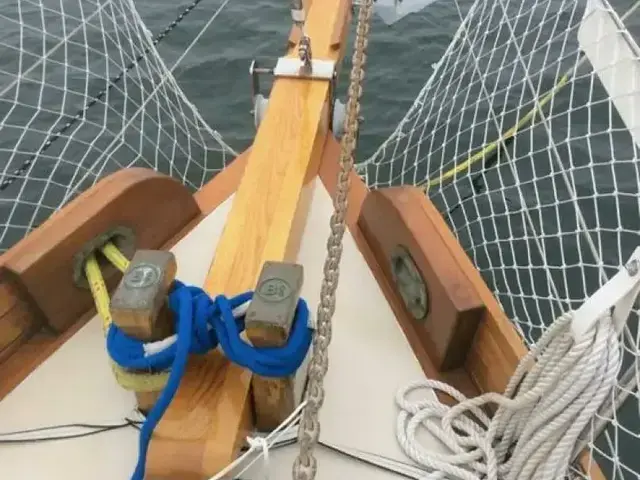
[249,57,340,132]
[273,57,336,80]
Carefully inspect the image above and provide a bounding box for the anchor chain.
[291,1,374,479]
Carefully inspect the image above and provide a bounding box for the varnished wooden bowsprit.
[145,0,353,477]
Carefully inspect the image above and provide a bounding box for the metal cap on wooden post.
[110,249,176,411]
[245,261,305,431]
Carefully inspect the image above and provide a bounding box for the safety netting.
[360,0,640,477]
[0,0,236,251]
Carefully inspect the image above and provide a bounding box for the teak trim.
[145,0,353,477]
[353,185,606,480]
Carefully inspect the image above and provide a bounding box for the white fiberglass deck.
[0,179,446,479]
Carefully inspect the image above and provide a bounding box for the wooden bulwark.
[358,187,528,390]
[355,185,607,480]
[0,168,201,401]
[0,168,200,334]
[0,279,40,364]
[145,0,353,476]
[358,187,486,372]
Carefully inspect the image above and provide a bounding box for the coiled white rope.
[396,311,621,480]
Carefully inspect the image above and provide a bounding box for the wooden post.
[145,0,352,477]
[110,250,176,411]
[245,261,304,431]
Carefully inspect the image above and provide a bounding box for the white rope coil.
[396,311,621,480]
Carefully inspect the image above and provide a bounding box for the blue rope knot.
[106,280,312,480]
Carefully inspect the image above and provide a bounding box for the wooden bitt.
[245,261,304,431]
[146,0,353,476]
[358,186,485,371]
[110,250,177,413]
[0,168,200,334]
[356,185,606,479]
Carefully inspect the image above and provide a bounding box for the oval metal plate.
[390,245,428,321]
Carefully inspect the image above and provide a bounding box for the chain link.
[291,1,374,478]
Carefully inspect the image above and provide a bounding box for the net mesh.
[359,0,640,477]
[0,0,236,252]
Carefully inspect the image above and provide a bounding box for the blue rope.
[106,280,312,480]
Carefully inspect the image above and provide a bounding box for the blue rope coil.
[106,280,312,480]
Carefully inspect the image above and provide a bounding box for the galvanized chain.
[291,1,374,479]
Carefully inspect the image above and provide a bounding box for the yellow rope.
[420,74,570,193]
[101,242,131,273]
[84,244,169,392]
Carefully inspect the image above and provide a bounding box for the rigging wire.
[0,410,426,480]
[0,0,209,192]
[0,419,142,444]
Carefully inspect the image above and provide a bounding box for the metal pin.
[298,35,312,75]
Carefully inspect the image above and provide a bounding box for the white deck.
[0,179,446,479]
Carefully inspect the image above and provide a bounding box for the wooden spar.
[145,0,352,477]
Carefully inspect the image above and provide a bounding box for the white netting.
[0,0,236,252]
[359,0,640,478]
